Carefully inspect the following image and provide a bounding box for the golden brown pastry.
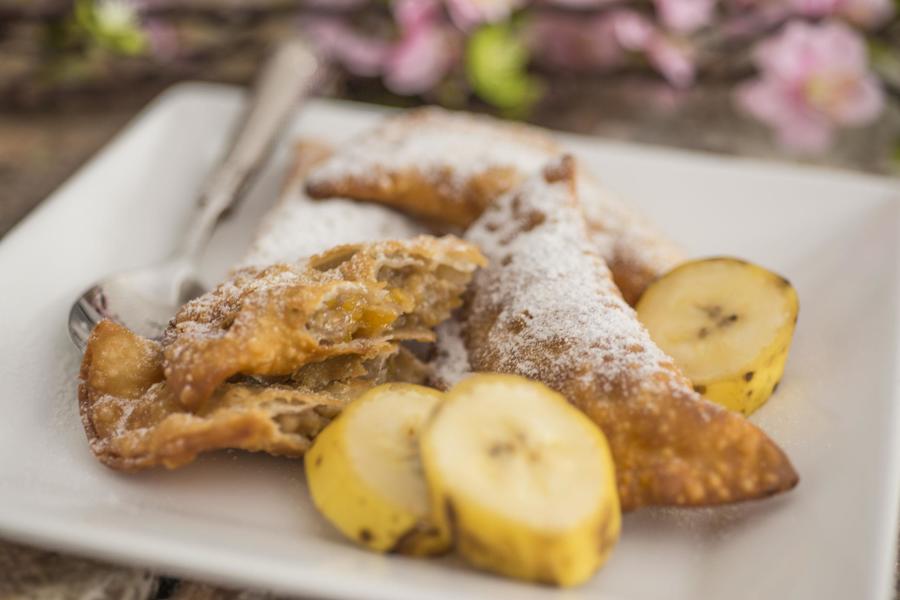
[163,235,485,409]
[79,320,428,471]
[457,155,798,511]
[305,107,559,228]
[304,107,683,303]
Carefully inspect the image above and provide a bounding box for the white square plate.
[0,83,897,600]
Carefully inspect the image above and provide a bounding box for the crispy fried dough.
[79,320,428,471]
[304,107,682,303]
[459,156,798,510]
[162,235,485,409]
[305,108,558,228]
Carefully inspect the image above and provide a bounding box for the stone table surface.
[0,85,897,600]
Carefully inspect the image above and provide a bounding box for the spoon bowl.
[68,258,203,350]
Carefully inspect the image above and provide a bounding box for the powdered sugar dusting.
[239,188,424,269]
[168,265,310,342]
[306,107,559,203]
[165,235,485,388]
[305,107,681,302]
[431,318,471,389]
[579,173,684,284]
[463,158,682,398]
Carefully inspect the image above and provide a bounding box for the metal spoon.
[68,39,319,352]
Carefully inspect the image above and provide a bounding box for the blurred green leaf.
[73,0,147,56]
[465,21,542,115]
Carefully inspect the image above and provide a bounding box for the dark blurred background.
[1,0,899,235]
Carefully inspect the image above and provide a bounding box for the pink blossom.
[610,11,696,87]
[611,10,655,50]
[736,20,885,152]
[384,0,459,94]
[527,12,627,71]
[384,28,452,95]
[527,10,695,87]
[654,0,716,33]
[305,2,458,96]
[396,0,441,28]
[445,0,526,28]
[304,18,389,77]
[646,36,696,88]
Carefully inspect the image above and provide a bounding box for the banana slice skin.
[636,257,799,416]
[305,383,450,556]
[420,374,620,587]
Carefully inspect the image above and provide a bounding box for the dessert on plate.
[80,235,484,469]
[76,107,800,588]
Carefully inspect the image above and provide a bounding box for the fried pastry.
[79,320,428,471]
[163,235,485,409]
[455,155,798,511]
[239,139,424,269]
[304,107,683,303]
[306,107,559,228]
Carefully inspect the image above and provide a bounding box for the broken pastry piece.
[79,320,428,471]
[163,235,485,409]
[457,156,798,511]
[305,107,683,303]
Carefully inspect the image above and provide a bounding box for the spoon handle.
[178,39,320,257]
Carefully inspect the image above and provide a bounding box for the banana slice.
[305,383,450,556]
[420,374,620,587]
[636,257,799,415]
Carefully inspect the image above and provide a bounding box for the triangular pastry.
[306,107,559,229]
[163,235,485,409]
[455,156,798,510]
[305,107,682,303]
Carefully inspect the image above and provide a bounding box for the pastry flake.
[79,320,428,471]
[305,107,683,303]
[163,235,485,409]
[458,155,798,510]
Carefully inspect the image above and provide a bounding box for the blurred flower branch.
[0,0,898,157]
